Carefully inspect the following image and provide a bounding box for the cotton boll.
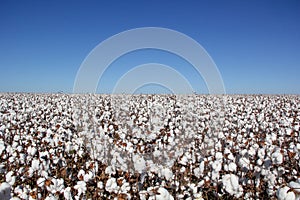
[160,168,173,181]
[215,152,223,160]
[149,187,174,200]
[228,162,237,172]
[277,186,295,200]
[222,174,243,198]
[6,171,15,186]
[179,155,188,166]
[121,181,130,193]
[212,160,222,172]
[37,177,46,187]
[288,181,300,193]
[84,171,93,182]
[105,178,119,193]
[64,187,72,200]
[133,154,146,173]
[228,153,235,161]
[74,181,87,197]
[257,151,266,161]
[46,178,64,194]
[77,169,85,180]
[239,157,250,171]
[272,150,283,165]
[27,146,37,157]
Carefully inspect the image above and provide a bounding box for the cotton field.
[0,93,299,200]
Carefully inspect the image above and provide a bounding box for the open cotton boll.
[288,180,300,193]
[160,168,173,181]
[215,152,223,160]
[31,159,40,172]
[37,177,46,187]
[46,178,64,194]
[84,171,93,182]
[105,177,119,193]
[133,154,146,173]
[277,186,296,200]
[105,166,116,175]
[64,187,72,200]
[222,174,243,198]
[74,181,86,197]
[228,162,237,172]
[271,149,283,165]
[148,187,174,200]
[239,157,250,171]
[6,171,15,186]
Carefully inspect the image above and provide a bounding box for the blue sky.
[0,0,299,94]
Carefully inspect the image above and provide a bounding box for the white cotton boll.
[65,142,73,153]
[215,152,223,160]
[45,194,58,200]
[257,159,263,166]
[149,187,174,200]
[188,183,198,194]
[84,171,93,182]
[277,186,296,200]
[139,190,148,200]
[286,128,293,136]
[97,181,103,189]
[0,141,5,155]
[105,178,119,193]
[77,169,85,179]
[64,187,72,200]
[27,146,37,156]
[224,164,229,171]
[12,141,18,149]
[248,147,256,157]
[218,132,225,139]
[105,166,116,175]
[16,145,23,152]
[241,149,248,156]
[272,150,283,165]
[257,148,265,159]
[31,159,40,172]
[224,148,231,155]
[239,157,250,170]
[133,154,146,173]
[161,168,173,181]
[46,178,64,194]
[153,149,161,157]
[211,171,220,181]
[228,162,237,172]
[194,168,201,178]
[121,182,130,192]
[10,198,20,200]
[228,153,235,161]
[8,156,15,163]
[167,136,174,144]
[288,181,300,193]
[180,166,186,173]
[198,180,205,188]
[212,160,222,172]
[179,155,188,166]
[37,177,46,187]
[74,181,86,197]
[6,171,15,186]
[222,174,243,198]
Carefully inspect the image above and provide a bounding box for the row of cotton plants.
[0,93,299,199]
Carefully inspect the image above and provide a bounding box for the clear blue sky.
[0,0,299,94]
